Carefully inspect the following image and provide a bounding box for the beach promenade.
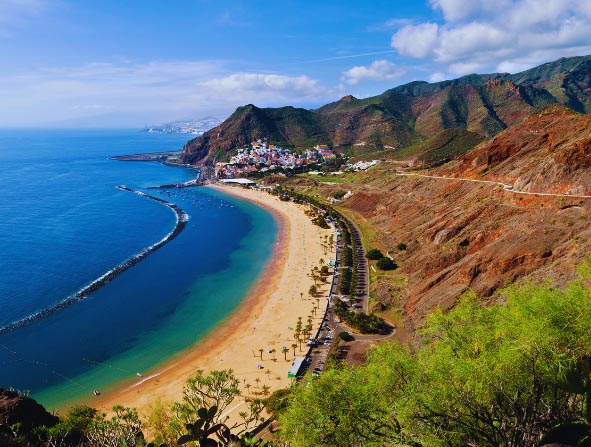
[91,184,335,421]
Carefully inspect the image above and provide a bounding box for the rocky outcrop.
[445,105,591,195]
[0,388,58,445]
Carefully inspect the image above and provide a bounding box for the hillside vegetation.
[279,266,591,446]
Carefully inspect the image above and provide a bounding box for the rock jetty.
[0,187,189,335]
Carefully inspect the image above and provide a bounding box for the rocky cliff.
[442,105,591,195]
[0,388,58,446]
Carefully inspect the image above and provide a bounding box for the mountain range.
[181,55,591,165]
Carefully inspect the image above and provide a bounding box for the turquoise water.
[0,130,277,409]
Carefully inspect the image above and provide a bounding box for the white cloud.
[0,61,333,126]
[341,60,405,85]
[392,0,591,76]
[429,72,448,82]
[200,73,327,103]
[391,23,439,59]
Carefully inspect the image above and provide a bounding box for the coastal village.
[213,138,379,179]
[214,139,335,178]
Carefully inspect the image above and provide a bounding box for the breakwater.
[0,186,189,335]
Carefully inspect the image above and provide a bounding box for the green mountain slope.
[181,55,591,165]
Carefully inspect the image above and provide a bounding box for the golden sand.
[91,184,335,420]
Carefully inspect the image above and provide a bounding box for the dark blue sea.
[0,129,276,409]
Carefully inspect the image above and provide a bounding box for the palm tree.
[291,343,298,356]
[245,383,252,395]
[258,348,264,360]
[262,385,271,396]
[255,377,261,388]
[282,346,289,360]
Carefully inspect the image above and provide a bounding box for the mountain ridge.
[181,55,591,165]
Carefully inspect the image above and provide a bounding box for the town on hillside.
[214,138,379,179]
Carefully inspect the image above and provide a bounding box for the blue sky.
[0,0,590,127]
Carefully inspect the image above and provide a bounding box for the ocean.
[0,129,277,409]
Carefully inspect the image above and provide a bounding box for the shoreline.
[0,186,188,336]
[88,184,335,419]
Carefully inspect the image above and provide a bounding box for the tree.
[35,405,98,447]
[308,285,317,297]
[278,366,406,446]
[87,405,144,447]
[366,248,384,260]
[282,346,289,361]
[173,369,266,446]
[172,369,240,428]
[376,257,397,270]
[144,399,177,447]
[291,343,298,356]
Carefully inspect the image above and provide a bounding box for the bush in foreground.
[278,264,591,447]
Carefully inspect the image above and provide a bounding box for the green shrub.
[376,257,397,270]
[366,249,384,260]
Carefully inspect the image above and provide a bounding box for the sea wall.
[0,187,188,335]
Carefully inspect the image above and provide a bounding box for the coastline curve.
[0,186,189,335]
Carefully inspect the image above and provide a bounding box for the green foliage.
[265,388,291,415]
[332,190,347,200]
[339,267,352,295]
[396,243,407,251]
[144,399,177,447]
[279,272,591,447]
[376,257,397,270]
[366,248,384,260]
[278,366,408,447]
[172,369,267,446]
[332,299,384,334]
[177,405,224,445]
[87,405,145,447]
[337,331,353,342]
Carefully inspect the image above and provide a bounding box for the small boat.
[93,389,101,396]
[136,372,143,377]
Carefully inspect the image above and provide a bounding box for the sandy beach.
[90,183,335,420]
